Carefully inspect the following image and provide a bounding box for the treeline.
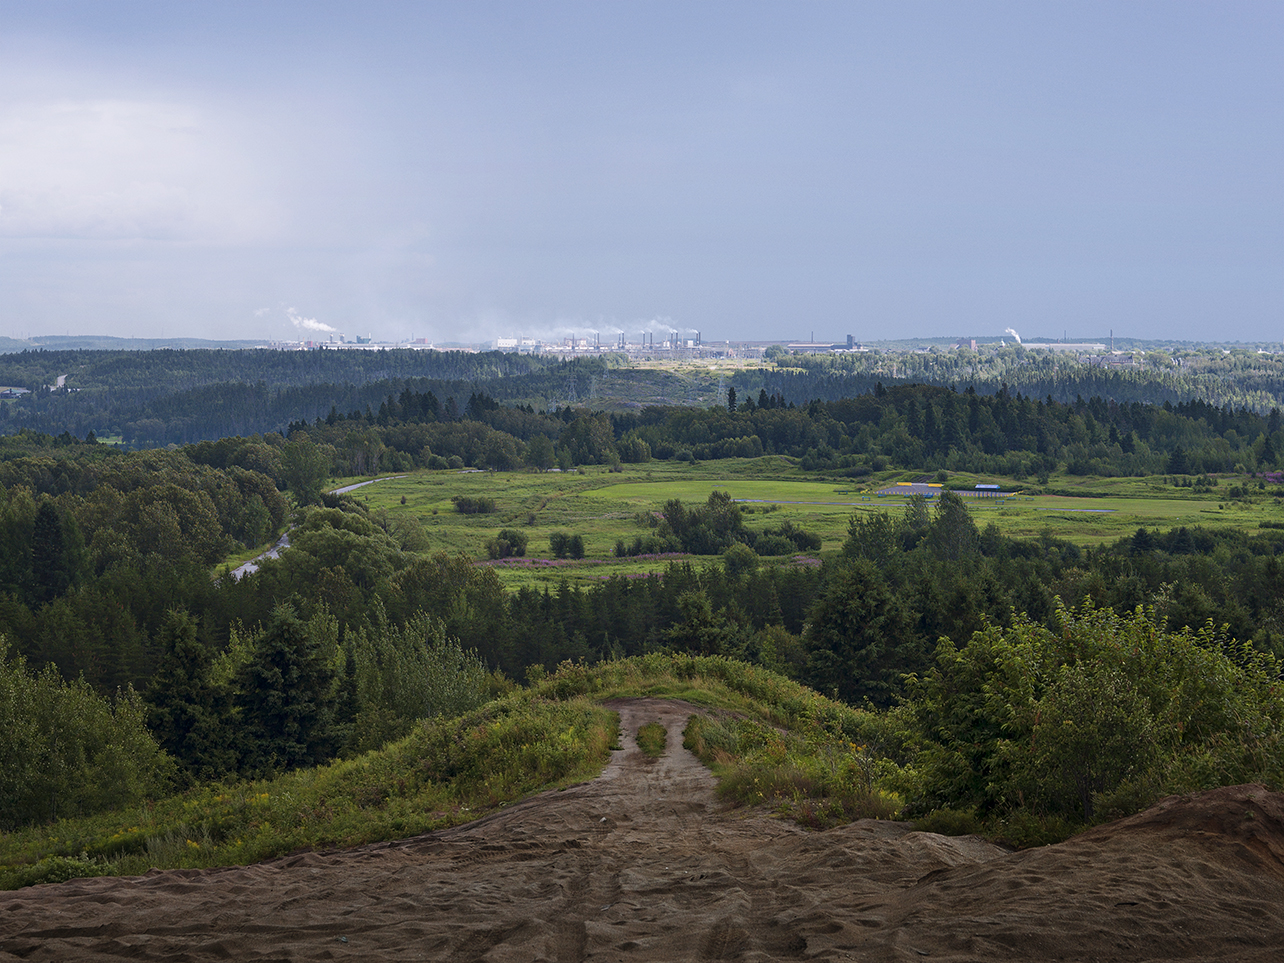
[3,404,1283,708]
[0,347,570,396]
[7,343,1284,449]
[739,343,1284,413]
[0,350,616,446]
[273,382,1284,480]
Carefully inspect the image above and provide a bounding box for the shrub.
[451,495,496,515]
[753,534,795,556]
[497,529,528,557]
[905,601,1284,827]
[684,713,902,828]
[485,538,513,559]
[763,520,823,552]
[723,542,760,575]
[0,640,174,829]
[549,531,571,558]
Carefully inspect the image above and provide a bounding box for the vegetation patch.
[0,694,617,890]
[684,714,901,829]
[635,721,667,759]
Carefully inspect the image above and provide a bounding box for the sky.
[0,1,1280,345]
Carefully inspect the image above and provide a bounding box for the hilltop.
[2,697,1282,961]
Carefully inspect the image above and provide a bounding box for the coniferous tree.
[233,604,336,776]
[30,501,71,605]
[143,609,236,783]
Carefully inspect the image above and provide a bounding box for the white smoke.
[640,317,697,336]
[288,307,337,334]
[1004,327,1022,344]
[482,316,697,343]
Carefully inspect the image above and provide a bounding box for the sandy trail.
[3,698,1284,961]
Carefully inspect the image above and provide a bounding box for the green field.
[314,458,1284,589]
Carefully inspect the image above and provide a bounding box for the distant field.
[304,459,1284,588]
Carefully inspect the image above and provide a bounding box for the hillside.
[2,697,1282,962]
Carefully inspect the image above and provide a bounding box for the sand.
[3,697,1283,961]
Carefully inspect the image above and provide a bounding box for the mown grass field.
[322,459,1284,588]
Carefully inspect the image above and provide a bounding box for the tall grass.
[0,694,616,890]
[635,721,667,759]
[531,653,908,827]
[683,714,902,828]
[1,653,914,889]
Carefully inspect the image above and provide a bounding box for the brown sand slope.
[2,697,1283,961]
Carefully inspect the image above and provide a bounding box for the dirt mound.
[1070,783,1284,878]
[2,698,1282,961]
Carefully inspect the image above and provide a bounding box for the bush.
[549,531,572,558]
[723,542,760,575]
[497,529,528,557]
[904,602,1284,827]
[0,640,174,829]
[753,534,795,556]
[684,713,902,828]
[451,495,496,515]
[763,520,823,552]
[485,538,513,559]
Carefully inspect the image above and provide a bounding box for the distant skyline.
[1,2,1280,345]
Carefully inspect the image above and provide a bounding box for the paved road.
[331,475,406,495]
[228,531,291,581]
[227,476,405,580]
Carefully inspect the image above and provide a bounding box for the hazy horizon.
[2,2,1280,346]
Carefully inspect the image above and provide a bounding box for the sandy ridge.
[2,698,1283,961]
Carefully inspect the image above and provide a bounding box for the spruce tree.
[234,604,336,776]
[144,610,236,783]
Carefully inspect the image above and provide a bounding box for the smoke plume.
[288,307,337,334]
[1004,327,1021,344]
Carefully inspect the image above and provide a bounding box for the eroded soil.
[3,698,1284,961]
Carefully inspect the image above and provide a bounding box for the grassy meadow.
[322,458,1284,588]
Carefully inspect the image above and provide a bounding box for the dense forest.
[2,348,1283,837]
[288,380,1284,483]
[3,343,1284,446]
[737,342,1284,414]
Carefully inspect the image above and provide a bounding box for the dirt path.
[3,699,1284,961]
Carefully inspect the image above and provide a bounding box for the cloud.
[0,97,275,241]
[287,307,337,334]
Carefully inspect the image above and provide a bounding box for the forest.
[1,346,1282,862]
[3,340,1284,446]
